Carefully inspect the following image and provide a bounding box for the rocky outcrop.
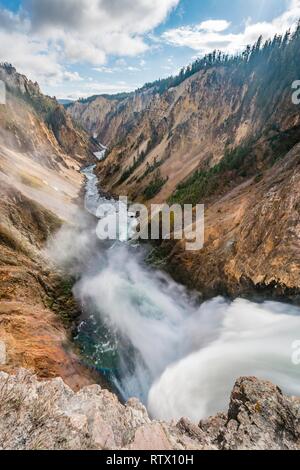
[0,63,95,164]
[0,370,299,450]
[67,89,156,149]
[66,96,119,139]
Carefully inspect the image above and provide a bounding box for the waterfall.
[47,164,300,423]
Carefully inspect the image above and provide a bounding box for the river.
[50,163,300,423]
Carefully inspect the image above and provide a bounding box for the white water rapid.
[49,164,300,423]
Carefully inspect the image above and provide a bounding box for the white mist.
[47,165,300,423]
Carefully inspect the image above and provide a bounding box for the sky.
[0,0,299,99]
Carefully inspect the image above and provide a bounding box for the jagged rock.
[0,370,299,450]
[0,341,6,365]
[0,63,94,161]
[221,377,300,450]
[199,376,300,450]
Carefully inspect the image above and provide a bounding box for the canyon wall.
[0,64,101,389]
[68,37,300,301]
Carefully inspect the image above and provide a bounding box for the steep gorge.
[68,33,300,302]
[0,64,102,389]
[1,30,300,449]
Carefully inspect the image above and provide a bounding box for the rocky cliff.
[0,63,101,389]
[1,36,300,451]
[67,31,300,301]
[165,141,300,300]
[0,369,299,450]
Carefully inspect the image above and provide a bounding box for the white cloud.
[2,0,300,96]
[94,66,114,74]
[115,59,128,67]
[27,0,179,37]
[0,0,179,89]
[94,60,143,75]
[127,66,141,72]
[56,81,139,100]
[27,0,180,62]
[63,71,84,82]
[0,30,71,86]
[162,25,237,53]
[162,0,300,54]
[199,20,231,33]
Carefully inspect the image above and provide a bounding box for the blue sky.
[0,1,298,99]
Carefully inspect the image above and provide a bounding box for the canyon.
[0,63,102,390]
[1,28,300,451]
[68,33,300,301]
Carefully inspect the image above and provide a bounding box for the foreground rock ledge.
[0,370,299,450]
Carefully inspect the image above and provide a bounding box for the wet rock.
[199,376,300,450]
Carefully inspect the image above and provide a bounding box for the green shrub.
[143,173,168,200]
[118,150,147,184]
[169,143,253,206]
